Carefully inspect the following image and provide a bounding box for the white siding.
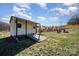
[10,19,16,36]
[27,22,36,34]
[10,18,37,36]
[17,20,26,35]
[10,19,26,36]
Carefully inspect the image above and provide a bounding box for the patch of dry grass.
[0,26,79,56]
[0,31,10,38]
[16,26,79,56]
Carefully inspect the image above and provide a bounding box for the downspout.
[36,24,37,34]
[39,24,41,40]
[16,18,17,37]
[26,21,27,36]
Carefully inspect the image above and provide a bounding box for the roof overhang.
[9,16,39,24]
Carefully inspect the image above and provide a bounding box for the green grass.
[0,26,79,56]
[16,27,79,56]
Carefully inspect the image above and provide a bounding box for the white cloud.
[36,3,47,9]
[13,6,21,12]
[48,17,60,22]
[1,16,10,23]
[68,6,78,13]
[37,16,46,20]
[50,6,78,16]
[17,11,32,20]
[37,16,48,22]
[13,5,32,20]
[50,7,70,15]
[0,14,16,23]
[15,3,31,10]
[13,6,26,13]
[37,16,60,23]
[28,12,32,16]
[36,16,61,26]
[63,3,75,6]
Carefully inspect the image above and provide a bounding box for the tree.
[68,13,79,25]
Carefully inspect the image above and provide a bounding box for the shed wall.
[10,18,37,36]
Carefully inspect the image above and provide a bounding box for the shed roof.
[10,16,39,24]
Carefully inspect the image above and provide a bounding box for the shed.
[10,16,41,41]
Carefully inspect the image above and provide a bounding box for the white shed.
[10,16,41,41]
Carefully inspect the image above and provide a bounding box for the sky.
[0,3,79,26]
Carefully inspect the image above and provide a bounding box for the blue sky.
[0,3,79,26]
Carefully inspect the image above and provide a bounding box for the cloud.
[15,3,31,10]
[68,6,78,13]
[37,16,60,23]
[37,16,48,22]
[13,4,32,20]
[28,12,32,16]
[36,3,47,9]
[50,6,78,16]
[36,16,61,26]
[63,3,75,6]
[1,16,10,23]
[50,7,70,15]
[17,11,32,20]
[48,17,60,22]
[13,6,25,12]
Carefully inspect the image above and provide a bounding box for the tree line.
[0,21,10,32]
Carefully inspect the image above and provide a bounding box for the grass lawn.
[0,26,79,56]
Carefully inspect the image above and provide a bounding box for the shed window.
[33,26,36,29]
[17,23,22,28]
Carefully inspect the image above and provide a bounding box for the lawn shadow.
[0,36,37,56]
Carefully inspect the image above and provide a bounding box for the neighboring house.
[10,16,41,41]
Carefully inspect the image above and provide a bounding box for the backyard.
[0,26,79,56]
